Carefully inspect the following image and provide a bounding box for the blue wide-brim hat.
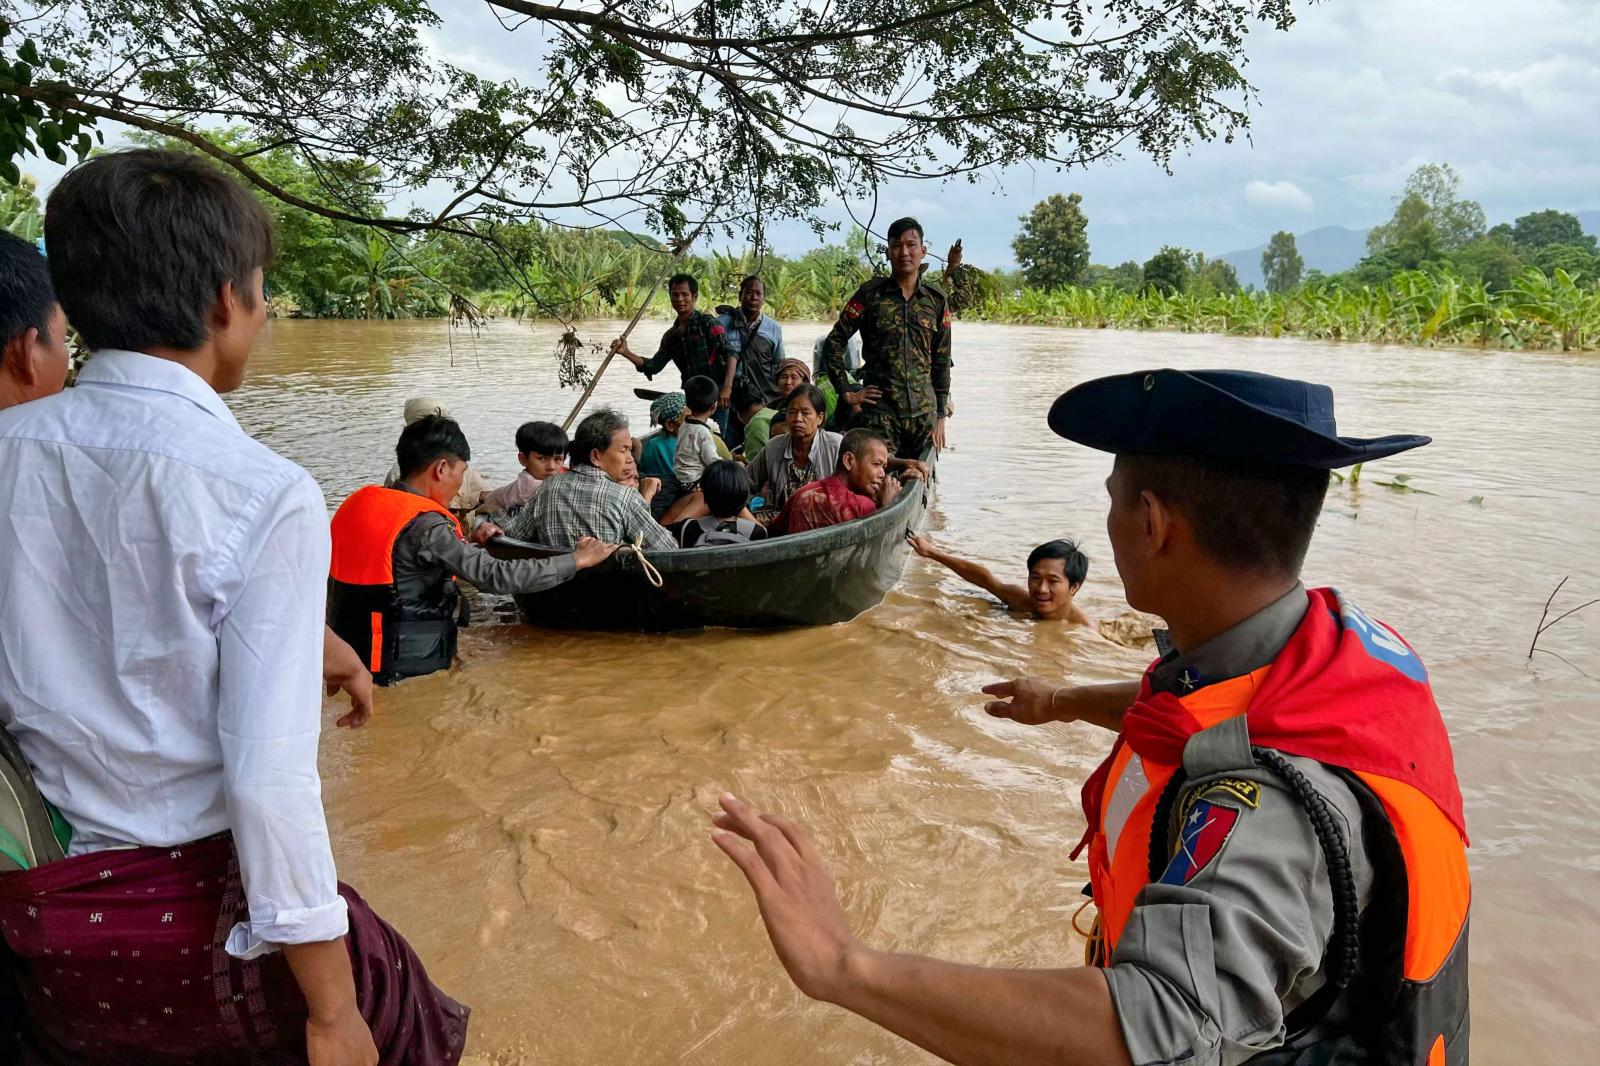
[1047,368,1429,469]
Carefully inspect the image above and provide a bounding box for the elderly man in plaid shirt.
[504,407,677,551]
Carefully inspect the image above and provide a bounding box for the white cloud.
[1245,180,1315,213]
[897,197,950,220]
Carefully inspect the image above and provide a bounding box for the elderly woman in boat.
[745,383,842,512]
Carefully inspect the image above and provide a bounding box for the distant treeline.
[3,146,1594,351]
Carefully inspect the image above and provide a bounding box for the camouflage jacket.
[822,276,952,420]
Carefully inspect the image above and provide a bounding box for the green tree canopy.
[1082,261,1143,292]
[1367,163,1484,254]
[0,0,1307,263]
[1187,252,1239,297]
[1260,230,1303,293]
[1011,193,1090,290]
[1531,243,1600,283]
[1355,193,1445,279]
[1512,210,1597,253]
[1141,245,1189,295]
[1447,236,1526,292]
[1,172,41,239]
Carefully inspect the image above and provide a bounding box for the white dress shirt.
[0,350,347,957]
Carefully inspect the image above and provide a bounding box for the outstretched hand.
[979,677,1059,726]
[573,537,621,569]
[946,239,963,272]
[711,793,858,1003]
[908,532,936,558]
[846,385,882,412]
[470,521,503,546]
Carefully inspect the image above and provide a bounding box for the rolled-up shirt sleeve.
[1102,768,1365,1066]
[628,491,678,552]
[216,471,347,958]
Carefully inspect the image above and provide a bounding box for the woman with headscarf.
[635,390,686,518]
[739,358,814,457]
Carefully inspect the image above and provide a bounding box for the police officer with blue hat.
[711,367,1470,1066]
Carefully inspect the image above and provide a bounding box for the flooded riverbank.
[236,319,1600,1063]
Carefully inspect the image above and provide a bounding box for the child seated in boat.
[635,391,685,518]
[772,428,914,534]
[481,420,565,518]
[670,460,767,547]
[660,375,731,524]
[909,535,1091,625]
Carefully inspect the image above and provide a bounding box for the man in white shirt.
[0,150,466,1064]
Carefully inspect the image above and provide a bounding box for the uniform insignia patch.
[1201,777,1261,809]
[1159,799,1240,886]
[844,300,865,320]
[941,309,952,327]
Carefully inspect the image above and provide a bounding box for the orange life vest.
[327,485,464,686]
[1085,669,1470,1065]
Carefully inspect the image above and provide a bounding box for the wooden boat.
[484,463,933,630]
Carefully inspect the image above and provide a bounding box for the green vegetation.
[0,0,1302,260]
[954,163,1600,352]
[957,267,1599,353]
[1261,231,1304,294]
[5,148,1596,352]
[1012,194,1090,291]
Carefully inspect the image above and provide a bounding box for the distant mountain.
[1578,210,1600,239]
[1219,225,1371,289]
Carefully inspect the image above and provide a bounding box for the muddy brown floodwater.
[236,319,1599,1064]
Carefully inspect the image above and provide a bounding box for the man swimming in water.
[909,534,1089,624]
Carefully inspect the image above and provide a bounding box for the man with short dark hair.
[719,274,786,412]
[910,535,1090,624]
[714,368,1469,1066]
[517,407,678,551]
[822,217,958,458]
[772,427,907,534]
[0,148,469,1064]
[0,230,71,407]
[611,273,734,429]
[328,415,613,685]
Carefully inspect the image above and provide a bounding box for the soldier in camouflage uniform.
[822,217,958,461]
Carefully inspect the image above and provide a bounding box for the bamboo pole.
[560,217,716,432]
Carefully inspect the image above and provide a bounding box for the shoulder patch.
[843,299,865,320]
[941,308,952,328]
[1158,799,1241,886]
[1199,777,1261,809]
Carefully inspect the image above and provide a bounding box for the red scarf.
[1074,587,1466,859]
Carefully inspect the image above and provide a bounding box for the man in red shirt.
[773,428,907,534]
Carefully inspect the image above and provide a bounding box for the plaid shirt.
[507,464,676,551]
[638,311,727,387]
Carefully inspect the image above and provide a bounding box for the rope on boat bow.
[622,532,664,588]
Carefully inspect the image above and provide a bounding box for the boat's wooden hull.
[485,469,931,630]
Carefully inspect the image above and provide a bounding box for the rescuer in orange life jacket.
[329,414,617,684]
[711,368,1469,1066]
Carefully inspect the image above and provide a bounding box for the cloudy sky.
[433,0,1600,265]
[763,0,1600,265]
[19,0,1598,267]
